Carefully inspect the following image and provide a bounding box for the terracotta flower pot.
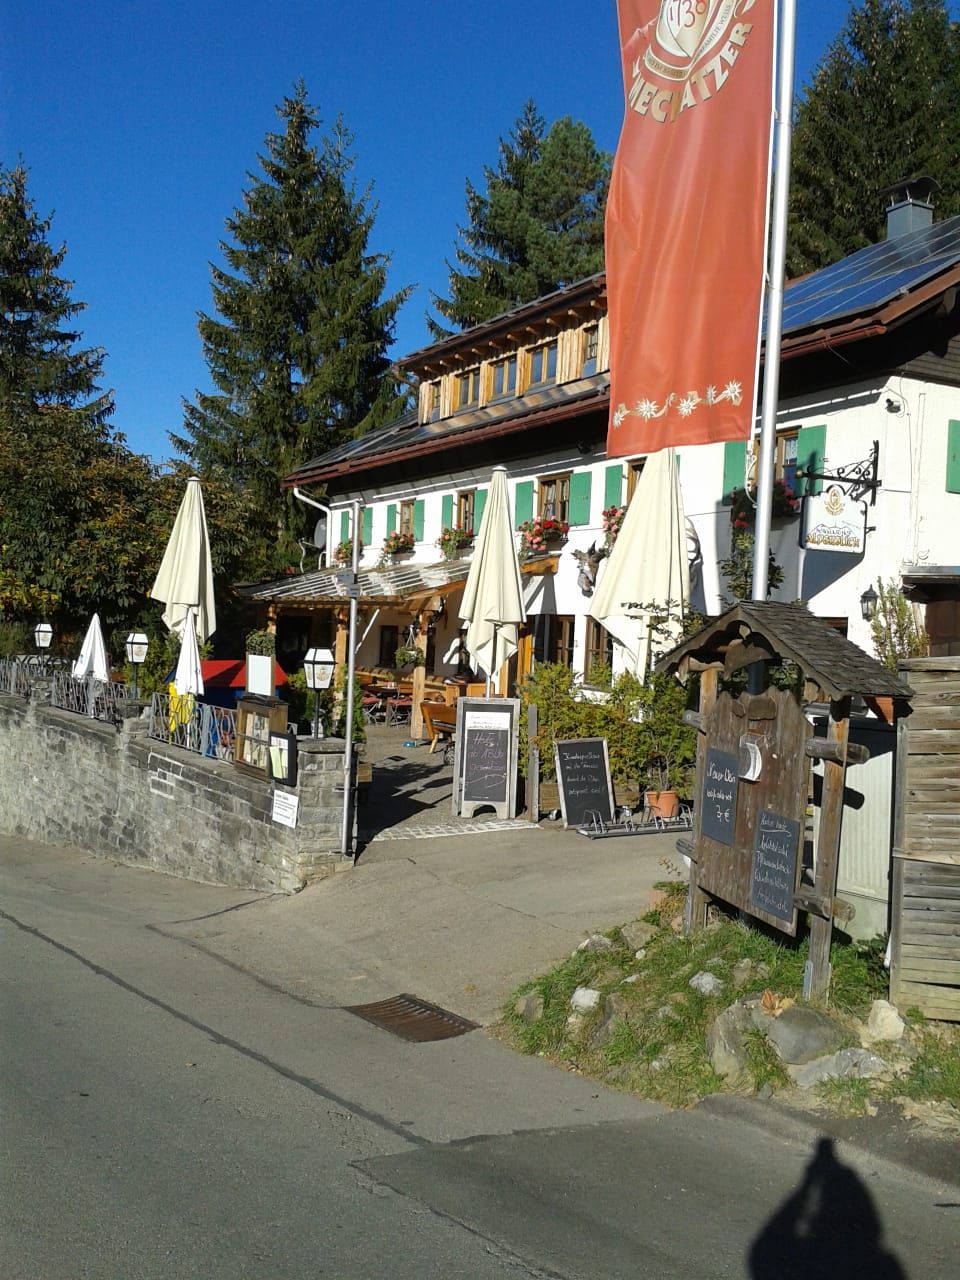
[655,790,680,820]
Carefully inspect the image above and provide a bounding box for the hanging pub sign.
[802,484,866,554]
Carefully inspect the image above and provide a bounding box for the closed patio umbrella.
[459,466,526,684]
[151,476,216,641]
[72,613,110,682]
[588,447,690,677]
[173,607,204,697]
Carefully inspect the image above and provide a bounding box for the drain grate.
[344,993,478,1042]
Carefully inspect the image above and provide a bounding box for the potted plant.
[637,672,696,819]
[729,480,800,530]
[517,516,569,557]
[436,526,474,560]
[383,530,415,557]
[394,643,425,672]
[601,504,626,550]
[334,538,359,566]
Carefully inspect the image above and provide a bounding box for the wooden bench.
[421,700,457,753]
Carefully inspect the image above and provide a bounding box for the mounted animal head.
[571,542,608,597]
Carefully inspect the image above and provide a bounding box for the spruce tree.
[174,82,409,572]
[788,0,960,275]
[430,101,610,336]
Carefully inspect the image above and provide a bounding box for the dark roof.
[657,601,913,700]
[239,556,474,607]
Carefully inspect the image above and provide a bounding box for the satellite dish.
[313,515,327,548]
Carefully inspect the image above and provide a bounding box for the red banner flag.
[605,0,775,457]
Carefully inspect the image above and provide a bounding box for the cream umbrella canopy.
[588,447,690,677]
[72,613,110,682]
[173,607,205,697]
[150,477,216,641]
[459,466,526,683]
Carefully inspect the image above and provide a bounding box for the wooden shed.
[891,657,960,1020]
[661,601,913,998]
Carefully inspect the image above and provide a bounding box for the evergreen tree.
[174,82,409,572]
[430,101,610,336]
[788,0,960,275]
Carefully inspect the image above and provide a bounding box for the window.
[533,615,575,669]
[457,489,475,532]
[777,430,799,491]
[539,473,570,522]
[427,380,441,422]
[528,340,558,388]
[399,500,416,537]
[585,619,614,680]
[625,459,646,501]
[378,625,398,668]
[457,367,481,409]
[582,324,599,377]
[490,354,517,401]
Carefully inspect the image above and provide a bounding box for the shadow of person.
[749,1137,906,1279]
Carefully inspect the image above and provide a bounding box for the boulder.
[731,959,755,990]
[621,920,658,951]
[706,1003,754,1089]
[690,971,725,996]
[865,999,905,1044]
[590,992,632,1048]
[570,986,602,1012]
[514,992,544,1025]
[789,1047,888,1090]
[577,933,615,954]
[765,1005,845,1065]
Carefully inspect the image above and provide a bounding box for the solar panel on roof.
[773,214,960,336]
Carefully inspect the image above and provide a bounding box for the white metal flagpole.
[752,0,798,601]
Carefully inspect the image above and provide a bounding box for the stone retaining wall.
[0,689,349,892]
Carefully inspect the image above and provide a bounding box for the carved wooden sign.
[694,687,808,935]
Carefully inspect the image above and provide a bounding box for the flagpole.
[752,0,797,600]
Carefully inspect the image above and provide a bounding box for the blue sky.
[3,0,857,460]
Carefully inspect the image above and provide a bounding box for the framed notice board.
[750,809,802,927]
[452,697,520,820]
[554,738,614,829]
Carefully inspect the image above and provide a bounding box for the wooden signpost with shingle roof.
[659,602,913,999]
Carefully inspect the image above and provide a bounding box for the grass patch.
[501,893,960,1121]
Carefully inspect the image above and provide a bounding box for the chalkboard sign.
[453,698,520,820]
[750,809,801,925]
[554,738,614,829]
[701,748,739,846]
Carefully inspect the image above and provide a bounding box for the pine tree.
[430,101,610,336]
[174,82,409,571]
[788,0,960,275]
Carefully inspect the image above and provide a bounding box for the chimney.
[882,175,940,239]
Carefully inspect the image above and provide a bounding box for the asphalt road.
[2,838,956,1279]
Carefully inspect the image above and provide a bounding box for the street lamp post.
[34,622,53,673]
[860,585,879,622]
[303,647,335,738]
[125,632,149,698]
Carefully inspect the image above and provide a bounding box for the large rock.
[577,933,615,954]
[590,992,632,1048]
[514,992,544,1025]
[789,1047,888,1090]
[865,999,905,1044]
[570,986,602,1012]
[621,920,658,951]
[765,1005,845,1065]
[706,1003,754,1089]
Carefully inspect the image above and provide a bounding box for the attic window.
[528,340,558,388]
[427,380,441,422]
[457,367,481,409]
[582,324,598,376]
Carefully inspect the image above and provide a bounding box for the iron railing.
[147,693,238,762]
[51,672,129,724]
[0,657,32,697]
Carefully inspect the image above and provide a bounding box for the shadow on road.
[748,1137,906,1279]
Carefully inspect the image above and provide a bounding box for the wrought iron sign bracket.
[797,440,881,506]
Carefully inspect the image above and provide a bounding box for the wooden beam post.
[526,702,539,822]
[686,667,718,933]
[806,697,850,1000]
[410,622,428,739]
[333,608,349,730]
[266,603,278,635]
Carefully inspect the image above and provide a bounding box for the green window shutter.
[386,503,397,535]
[603,464,623,509]
[722,440,747,503]
[797,424,826,496]
[441,494,453,528]
[362,506,373,544]
[569,471,592,526]
[340,510,350,541]
[413,499,425,542]
[947,421,960,493]
[514,480,534,528]
[473,488,487,528]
